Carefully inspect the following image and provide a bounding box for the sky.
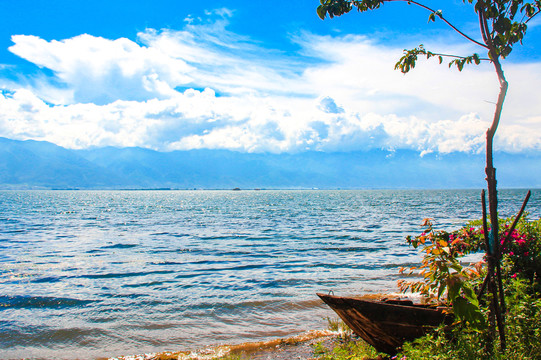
[0,0,540,155]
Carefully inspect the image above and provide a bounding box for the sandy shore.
[106,330,343,360]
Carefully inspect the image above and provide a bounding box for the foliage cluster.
[397,218,486,328]
[399,277,541,359]
[398,216,541,328]
[500,217,541,283]
[398,216,541,358]
[313,334,380,360]
[314,216,541,359]
[315,0,540,358]
[317,0,541,71]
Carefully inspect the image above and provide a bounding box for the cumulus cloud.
[1,87,538,154]
[1,11,540,154]
[9,34,193,104]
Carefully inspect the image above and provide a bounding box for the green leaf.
[447,279,460,300]
[317,5,327,20]
[461,283,479,307]
[452,296,486,330]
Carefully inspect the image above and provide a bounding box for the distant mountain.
[0,138,123,189]
[0,137,539,189]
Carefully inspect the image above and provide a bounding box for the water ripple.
[0,189,539,358]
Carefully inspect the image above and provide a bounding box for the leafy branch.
[318,0,541,72]
[318,0,487,48]
[398,219,486,329]
[317,0,540,351]
[394,45,490,73]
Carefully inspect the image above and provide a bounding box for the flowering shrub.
[398,219,486,328]
[500,217,541,285]
[398,216,541,330]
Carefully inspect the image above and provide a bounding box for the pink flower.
[511,273,517,278]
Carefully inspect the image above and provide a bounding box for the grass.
[311,318,382,360]
[313,279,541,360]
[312,338,381,360]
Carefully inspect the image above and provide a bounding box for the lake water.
[1,189,539,359]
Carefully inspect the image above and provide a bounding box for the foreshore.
[106,330,342,360]
[106,293,404,360]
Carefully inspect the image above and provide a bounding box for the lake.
[1,189,539,359]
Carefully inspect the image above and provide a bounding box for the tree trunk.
[479,8,508,350]
[485,48,508,352]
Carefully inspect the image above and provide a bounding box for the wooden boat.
[317,293,453,355]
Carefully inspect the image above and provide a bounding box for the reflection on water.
[0,189,539,358]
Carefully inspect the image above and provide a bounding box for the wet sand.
[107,330,342,360]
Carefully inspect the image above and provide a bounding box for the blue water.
[0,189,539,359]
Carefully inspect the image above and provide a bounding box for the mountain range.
[0,137,539,190]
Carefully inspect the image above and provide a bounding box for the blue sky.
[0,0,540,154]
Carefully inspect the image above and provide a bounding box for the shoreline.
[106,330,341,360]
[105,295,403,360]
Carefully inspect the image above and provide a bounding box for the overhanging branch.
[383,0,489,49]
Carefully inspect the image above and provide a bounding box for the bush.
[399,277,541,360]
[397,216,541,359]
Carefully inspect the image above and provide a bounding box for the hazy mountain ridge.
[0,137,539,189]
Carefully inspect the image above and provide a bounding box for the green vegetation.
[399,277,541,359]
[313,336,380,360]
[313,216,541,359]
[317,0,540,353]
[327,316,354,336]
[312,317,381,359]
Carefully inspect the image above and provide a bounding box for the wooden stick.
[477,190,490,300]
[482,189,490,253]
[477,273,489,300]
[500,190,532,250]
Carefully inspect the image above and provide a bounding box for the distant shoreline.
[1,187,538,191]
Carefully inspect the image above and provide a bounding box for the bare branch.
[524,9,541,23]
[431,52,490,61]
[384,0,489,49]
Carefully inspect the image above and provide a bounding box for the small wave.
[2,229,25,234]
[112,330,337,360]
[101,243,138,249]
[261,280,314,289]
[194,263,271,273]
[174,273,203,279]
[320,246,383,253]
[0,295,93,310]
[79,270,174,279]
[122,280,175,288]
[86,249,105,254]
[32,276,62,283]
[149,261,184,266]
[0,324,108,348]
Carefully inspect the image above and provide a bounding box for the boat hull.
[317,293,452,355]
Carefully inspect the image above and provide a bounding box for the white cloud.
[1,13,540,154]
[9,34,193,104]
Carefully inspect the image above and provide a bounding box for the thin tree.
[317,0,540,350]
